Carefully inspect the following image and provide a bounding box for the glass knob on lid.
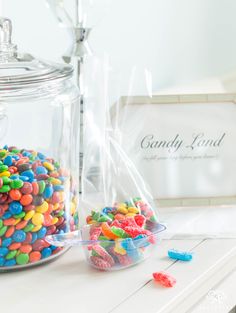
[0,17,17,57]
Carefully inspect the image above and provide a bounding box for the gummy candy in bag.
[47,56,165,270]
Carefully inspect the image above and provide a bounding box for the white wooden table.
[1,239,236,313]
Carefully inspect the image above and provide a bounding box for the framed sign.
[112,94,236,207]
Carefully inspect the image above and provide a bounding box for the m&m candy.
[0,146,78,268]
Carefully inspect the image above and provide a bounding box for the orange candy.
[20,194,33,206]
[20,244,32,254]
[101,222,119,240]
[29,251,41,262]
[9,242,21,250]
[3,218,17,226]
[43,214,53,227]
[5,226,15,238]
[32,182,39,195]
[16,220,28,230]
[9,189,22,201]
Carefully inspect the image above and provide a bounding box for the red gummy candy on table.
[90,256,112,270]
[92,244,115,266]
[153,271,176,288]
[134,214,146,228]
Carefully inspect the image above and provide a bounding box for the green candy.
[54,161,60,169]
[6,250,17,260]
[14,212,26,219]
[16,253,29,265]
[2,176,11,185]
[133,197,141,202]
[150,215,158,223]
[23,224,34,232]
[110,226,130,238]
[0,185,10,193]
[97,215,111,222]
[0,226,7,237]
[0,165,8,172]
[38,181,46,194]
[0,152,7,158]
[91,250,100,257]
[0,219,3,229]
[92,212,100,221]
[56,210,64,217]
[11,149,21,154]
[10,179,24,189]
[107,213,114,221]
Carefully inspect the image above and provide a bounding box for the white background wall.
[1,0,236,93]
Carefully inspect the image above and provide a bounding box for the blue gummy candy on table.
[4,259,16,267]
[12,230,26,243]
[168,249,193,261]
[41,247,52,259]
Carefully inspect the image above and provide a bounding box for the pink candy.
[90,256,112,270]
[92,244,115,266]
[134,214,146,228]
[153,271,176,288]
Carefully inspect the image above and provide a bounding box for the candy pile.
[0,146,78,268]
[85,198,160,270]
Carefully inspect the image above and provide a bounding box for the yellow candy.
[43,161,54,171]
[70,202,76,215]
[52,217,59,225]
[31,225,42,232]
[125,213,136,217]
[24,210,35,221]
[50,178,61,185]
[32,213,44,226]
[114,241,127,255]
[52,203,59,211]
[128,207,140,214]
[117,207,128,214]
[36,201,49,213]
[0,171,10,177]
[13,218,21,225]
[59,191,65,201]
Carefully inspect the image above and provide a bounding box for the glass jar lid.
[0,17,73,91]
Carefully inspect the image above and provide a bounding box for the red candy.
[89,226,102,241]
[20,182,33,194]
[92,245,115,266]
[90,256,112,270]
[134,214,146,228]
[153,271,176,288]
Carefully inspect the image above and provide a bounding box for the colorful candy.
[85,198,160,270]
[168,249,193,262]
[0,146,78,268]
[152,271,176,288]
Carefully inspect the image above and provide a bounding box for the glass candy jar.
[0,18,80,270]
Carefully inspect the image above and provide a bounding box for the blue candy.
[21,170,34,182]
[4,259,16,267]
[22,151,31,157]
[37,227,47,239]
[12,230,26,243]
[2,212,12,219]
[133,234,150,248]
[0,257,4,266]
[121,238,141,262]
[168,249,193,262]
[2,238,12,247]
[0,247,8,257]
[41,248,52,259]
[3,155,13,166]
[12,155,20,161]
[9,201,23,215]
[35,166,48,175]
[43,184,53,198]
[19,175,29,182]
[53,185,64,191]
[10,175,19,180]
[37,152,46,160]
[31,232,38,244]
